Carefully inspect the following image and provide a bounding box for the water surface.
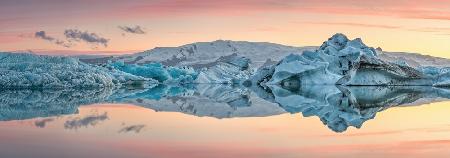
[1,84,450,158]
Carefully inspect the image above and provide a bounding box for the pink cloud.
[114,0,450,21]
[2,0,450,31]
[24,49,141,56]
[0,32,26,43]
[301,22,402,29]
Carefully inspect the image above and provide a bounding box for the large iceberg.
[249,33,449,87]
[0,52,155,89]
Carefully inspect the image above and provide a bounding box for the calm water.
[1,84,450,158]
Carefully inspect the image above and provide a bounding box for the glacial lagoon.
[1,84,450,158]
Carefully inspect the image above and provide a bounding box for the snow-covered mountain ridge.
[110,40,316,69]
[102,39,450,70]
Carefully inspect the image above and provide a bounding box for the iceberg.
[0,52,155,89]
[251,33,447,87]
[108,61,197,84]
[195,53,252,84]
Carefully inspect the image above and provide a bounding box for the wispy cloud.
[120,0,450,21]
[303,22,401,29]
[64,29,109,47]
[35,31,55,41]
[34,29,110,49]
[64,112,108,130]
[119,124,146,133]
[407,27,450,33]
[34,118,55,128]
[0,32,27,43]
[34,31,72,48]
[26,49,140,55]
[301,21,450,36]
[118,25,146,34]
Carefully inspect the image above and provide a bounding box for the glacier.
[0,52,156,89]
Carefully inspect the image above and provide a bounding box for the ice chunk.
[0,52,151,89]
[108,61,197,84]
[194,54,252,84]
[109,61,170,82]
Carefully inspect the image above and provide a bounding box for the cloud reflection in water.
[0,84,449,132]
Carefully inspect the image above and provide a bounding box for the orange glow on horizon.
[1,0,450,58]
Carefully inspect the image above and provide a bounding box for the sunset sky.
[1,0,450,57]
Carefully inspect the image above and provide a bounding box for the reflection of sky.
[0,103,449,158]
[1,0,450,58]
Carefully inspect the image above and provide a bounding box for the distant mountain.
[379,51,450,68]
[85,40,450,70]
[110,40,316,68]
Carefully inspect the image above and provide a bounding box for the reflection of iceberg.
[1,84,450,132]
[268,85,377,132]
[0,88,114,121]
[111,84,196,101]
[341,86,450,107]
[196,84,251,108]
[0,84,284,120]
[268,85,450,132]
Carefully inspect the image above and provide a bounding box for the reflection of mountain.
[115,84,285,118]
[1,84,450,132]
